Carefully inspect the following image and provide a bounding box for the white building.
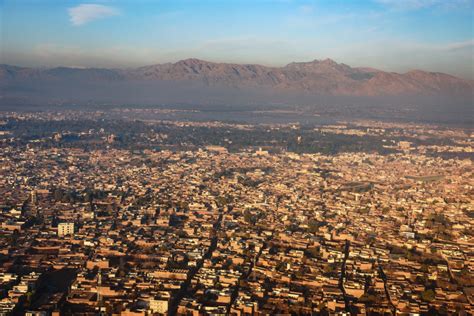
[57,222,74,237]
[149,292,170,314]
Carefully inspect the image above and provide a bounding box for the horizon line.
[1,58,470,80]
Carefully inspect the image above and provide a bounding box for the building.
[149,292,171,314]
[57,222,74,237]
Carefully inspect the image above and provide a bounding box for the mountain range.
[1,58,473,97]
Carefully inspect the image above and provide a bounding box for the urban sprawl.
[0,109,472,315]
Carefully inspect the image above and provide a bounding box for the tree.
[421,289,435,302]
[53,188,64,201]
[308,219,320,233]
[243,209,257,225]
[10,229,20,246]
[306,247,320,258]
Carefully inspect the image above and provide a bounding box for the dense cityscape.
[0,110,472,315]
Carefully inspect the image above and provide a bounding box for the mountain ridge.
[1,58,473,97]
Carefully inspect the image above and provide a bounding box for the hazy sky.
[1,0,473,79]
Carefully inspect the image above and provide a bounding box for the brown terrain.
[1,58,473,97]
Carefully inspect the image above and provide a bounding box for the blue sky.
[1,0,473,78]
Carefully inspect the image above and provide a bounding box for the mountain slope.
[1,58,473,97]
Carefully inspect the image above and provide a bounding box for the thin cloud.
[375,0,438,10]
[442,39,474,51]
[374,0,473,10]
[298,5,314,14]
[68,4,120,26]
